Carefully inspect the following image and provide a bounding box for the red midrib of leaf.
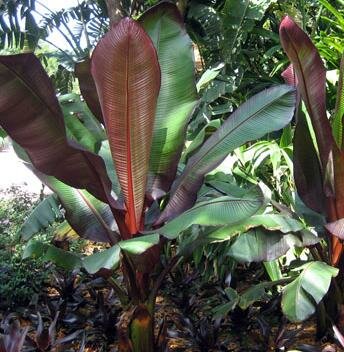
[125,32,138,234]
[91,18,160,239]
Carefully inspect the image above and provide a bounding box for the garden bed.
[0,187,341,352]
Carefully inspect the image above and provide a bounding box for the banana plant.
[279,16,344,267]
[279,15,344,335]
[0,2,296,350]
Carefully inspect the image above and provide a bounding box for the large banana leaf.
[91,18,161,235]
[228,228,319,263]
[206,214,305,242]
[12,142,120,243]
[83,234,159,274]
[139,2,198,198]
[281,262,338,322]
[41,175,119,243]
[76,235,158,273]
[158,84,296,223]
[159,186,264,239]
[75,59,104,124]
[279,16,334,169]
[281,64,324,212]
[24,234,160,274]
[23,241,82,271]
[0,53,112,204]
[82,245,120,274]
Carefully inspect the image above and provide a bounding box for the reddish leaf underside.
[293,110,325,214]
[279,16,334,170]
[75,59,104,124]
[281,64,325,214]
[91,18,160,236]
[0,53,113,204]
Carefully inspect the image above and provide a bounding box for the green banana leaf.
[19,194,62,241]
[159,186,264,239]
[281,261,338,322]
[41,175,119,244]
[158,84,296,224]
[228,228,319,263]
[139,2,198,198]
[59,93,106,153]
[24,234,160,274]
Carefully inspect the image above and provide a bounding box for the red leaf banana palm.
[280,16,343,265]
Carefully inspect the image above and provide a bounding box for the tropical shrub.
[0,2,297,350]
[186,0,279,135]
[0,187,54,306]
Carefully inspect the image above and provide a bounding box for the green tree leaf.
[207,214,305,242]
[119,234,160,254]
[59,93,106,153]
[82,234,160,274]
[82,245,121,274]
[39,174,118,243]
